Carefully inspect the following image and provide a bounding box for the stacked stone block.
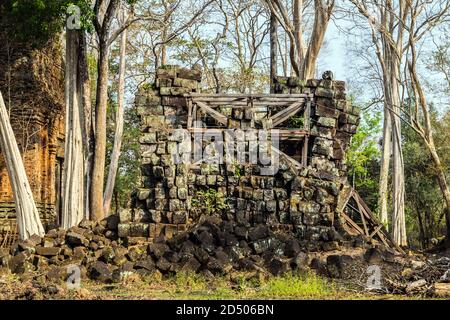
[274,72,361,182]
[120,66,202,240]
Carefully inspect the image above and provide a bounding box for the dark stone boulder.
[266,257,290,276]
[193,246,210,264]
[326,254,353,278]
[89,261,113,282]
[310,257,328,276]
[134,258,156,273]
[126,246,143,262]
[66,232,88,247]
[364,247,383,264]
[148,243,169,259]
[248,225,269,241]
[181,257,201,273]
[99,246,115,264]
[284,239,301,258]
[155,257,171,272]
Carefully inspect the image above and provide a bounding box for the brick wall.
[0,33,65,238]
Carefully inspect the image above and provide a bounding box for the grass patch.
[256,272,336,299]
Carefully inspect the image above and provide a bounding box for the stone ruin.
[0,66,412,286]
[0,33,65,246]
[120,65,364,252]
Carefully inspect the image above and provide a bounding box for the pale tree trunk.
[293,0,303,71]
[301,0,333,79]
[90,39,110,222]
[266,0,334,80]
[61,30,85,229]
[0,92,45,240]
[78,32,93,220]
[378,107,391,226]
[270,13,278,93]
[388,0,408,246]
[104,8,127,216]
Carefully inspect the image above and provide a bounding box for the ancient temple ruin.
[0,34,65,245]
[122,66,396,252]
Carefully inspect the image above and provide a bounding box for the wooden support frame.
[188,94,314,170]
[336,186,404,253]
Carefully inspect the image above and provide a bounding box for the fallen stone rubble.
[0,216,449,298]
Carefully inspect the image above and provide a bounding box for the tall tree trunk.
[301,0,333,79]
[78,32,93,220]
[104,11,127,216]
[428,133,450,244]
[390,52,407,247]
[293,0,303,72]
[62,30,85,229]
[270,13,278,93]
[0,92,44,240]
[378,108,391,226]
[90,39,110,221]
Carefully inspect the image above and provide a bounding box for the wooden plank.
[359,205,370,236]
[187,99,193,129]
[355,191,378,221]
[302,135,309,166]
[304,99,311,131]
[270,102,303,127]
[195,101,228,126]
[336,185,352,214]
[189,93,310,99]
[340,211,365,235]
[271,146,303,169]
[192,104,198,127]
[369,225,383,239]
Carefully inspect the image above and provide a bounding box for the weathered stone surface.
[89,261,113,282]
[248,225,270,241]
[35,246,60,257]
[66,232,88,247]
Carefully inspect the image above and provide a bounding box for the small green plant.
[191,189,227,215]
[231,161,244,178]
[286,116,304,128]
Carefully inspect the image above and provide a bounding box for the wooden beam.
[271,146,303,172]
[302,136,309,166]
[195,101,228,126]
[304,99,311,131]
[336,185,352,214]
[369,225,383,239]
[270,102,303,127]
[340,211,366,235]
[189,93,310,99]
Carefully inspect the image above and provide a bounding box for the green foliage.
[191,188,227,215]
[286,116,304,128]
[346,110,382,210]
[2,0,93,45]
[231,161,244,178]
[402,110,449,248]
